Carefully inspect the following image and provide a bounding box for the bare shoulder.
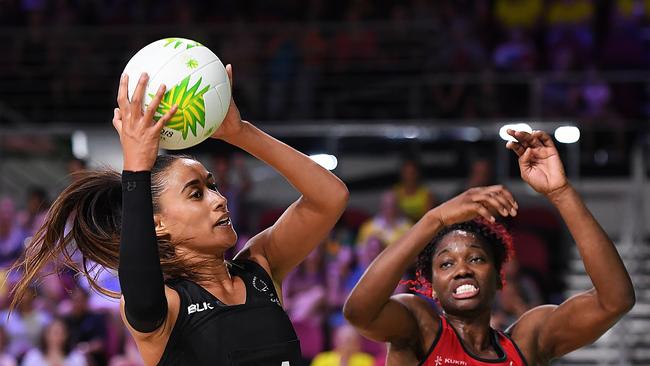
[391,294,441,357]
[391,294,438,326]
[506,305,557,364]
[119,285,181,365]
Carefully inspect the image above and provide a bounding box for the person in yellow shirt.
[311,324,375,366]
[495,0,543,30]
[394,158,435,222]
[356,191,412,248]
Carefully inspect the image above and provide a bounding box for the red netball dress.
[419,316,528,366]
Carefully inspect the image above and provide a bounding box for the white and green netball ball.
[122,38,231,150]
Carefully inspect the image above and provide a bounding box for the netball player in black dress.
[11,65,348,366]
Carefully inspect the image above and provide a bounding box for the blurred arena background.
[0,0,649,365]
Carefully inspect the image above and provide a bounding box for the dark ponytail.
[10,169,123,310]
[9,154,190,312]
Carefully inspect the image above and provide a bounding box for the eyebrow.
[435,248,449,258]
[435,243,486,258]
[470,243,486,252]
[181,173,213,193]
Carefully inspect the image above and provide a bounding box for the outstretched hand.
[113,73,178,171]
[505,130,568,197]
[211,64,245,142]
[432,185,518,226]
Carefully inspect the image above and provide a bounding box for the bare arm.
[344,185,517,346]
[217,65,348,283]
[344,211,442,345]
[506,130,635,361]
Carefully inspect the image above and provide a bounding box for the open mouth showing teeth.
[215,218,231,227]
[453,284,479,299]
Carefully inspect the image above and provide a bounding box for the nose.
[453,262,474,279]
[210,190,228,211]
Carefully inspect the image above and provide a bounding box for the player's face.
[430,230,498,316]
[156,159,237,255]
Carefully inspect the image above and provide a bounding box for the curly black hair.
[407,218,514,298]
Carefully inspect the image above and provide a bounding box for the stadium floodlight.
[72,130,89,159]
[499,123,532,142]
[554,126,580,144]
[309,154,338,170]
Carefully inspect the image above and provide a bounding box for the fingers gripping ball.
[122,38,231,150]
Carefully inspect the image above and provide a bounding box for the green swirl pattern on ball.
[151,75,210,140]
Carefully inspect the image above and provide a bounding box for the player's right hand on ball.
[430,185,518,226]
[113,72,177,171]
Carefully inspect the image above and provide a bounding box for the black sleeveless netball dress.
[157,259,303,366]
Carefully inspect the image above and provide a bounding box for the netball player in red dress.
[344,129,635,365]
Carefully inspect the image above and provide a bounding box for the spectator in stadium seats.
[430,19,486,118]
[283,245,327,362]
[310,324,374,366]
[545,0,595,67]
[21,318,87,366]
[295,25,328,118]
[394,157,435,222]
[211,153,252,235]
[541,48,581,118]
[578,66,627,161]
[107,336,143,366]
[491,259,543,330]
[37,273,67,315]
[17,187,49,237]
[266,29,298,119]
[440,19,487,73]
[327,236,385,329]
[0,326,16,366]
[0,287,50,359]
[0,198,27,268]
[494,0,543,31]
[332,3,379,81]
[600,1,648,69]
[493,29,538,72]
[356,191,412,248]
[220,20,262,113]
[453,156,496,198]
[462,68,502,119]
[63,287,107,366]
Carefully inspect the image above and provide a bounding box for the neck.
[46,347,64,357]
[181,251,236,289]
[445,309,494,353]
[403,181,418,192]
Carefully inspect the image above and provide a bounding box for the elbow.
[618,290,636,314]
[602,288,636,316]
[343,296,370,328]
[335,183,350,210]
[319,180,349,213]
[616,284,636,314]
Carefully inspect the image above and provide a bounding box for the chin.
[442,298,486,316]
[220,228,238,248]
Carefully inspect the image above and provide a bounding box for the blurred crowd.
[1,0,649,145]
[0,154,565,366]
